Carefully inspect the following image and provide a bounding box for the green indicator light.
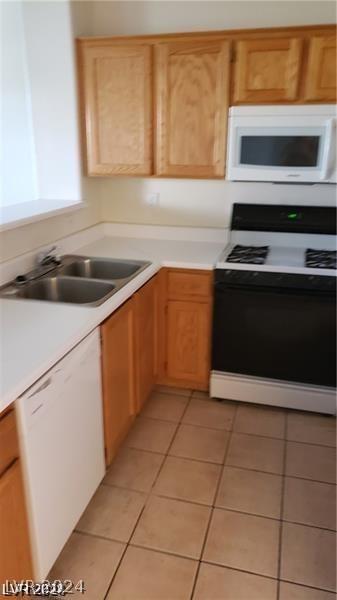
[288,213,298,219]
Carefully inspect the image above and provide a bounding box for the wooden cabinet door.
[79,43,152,175]
[234,37,302,103]
[155,40,230,178]
[304,36,336,102]
[166,300,211,386]
[0,460,33,581]
[134,277,157,412]
[101,299,135,465]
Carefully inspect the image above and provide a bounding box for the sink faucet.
[36,246,61,267]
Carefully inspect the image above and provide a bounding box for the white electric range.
[211,203,336,414]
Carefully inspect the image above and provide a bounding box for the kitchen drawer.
[0,410,19,475]
[167,270,212,301]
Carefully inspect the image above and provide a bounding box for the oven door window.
[212,285,336,387]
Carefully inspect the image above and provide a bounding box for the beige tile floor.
[50,388,337,600]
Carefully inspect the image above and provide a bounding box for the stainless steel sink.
[0,255,152,307]
[15,277,116,306]
[59,257,148,280]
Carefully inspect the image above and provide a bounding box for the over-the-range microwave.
[226,104,336,183]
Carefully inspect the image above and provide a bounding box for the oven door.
[227,117,336,183]
[212,279,336,388]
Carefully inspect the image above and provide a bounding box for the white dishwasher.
[16,328,105,580]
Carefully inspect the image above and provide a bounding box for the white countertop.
[0,234,224,412]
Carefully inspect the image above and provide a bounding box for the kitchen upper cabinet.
[155,40,230,178]
[304,36,336,102]
[134,277,157,412]
[101,299,136,465]
[157,269,213,390]
[79,43,152,176]
[233,37,303,103]
[0,409,33,581]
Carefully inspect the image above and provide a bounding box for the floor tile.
[169,424,229,464]
[234,404,286,439]
[215,466,282,519]
[286,442,336,483]
[281,522,336,591]
[124,417,177,454]
[49,532,125,600]
[226,433,284,474]
[191,390,211,399]
[104,447,164,493]
[283,477,336,530]
[182,398,235,431]
[203,509,280,578]
[287,412,336,447]
[193,563,277,600]
[156,385,192,397]
[76,485,146,543]
[153,456,221,505]
[279,581,336,600]
[106,546,198,600]
[142,391,188,422]
[131,495,211,559]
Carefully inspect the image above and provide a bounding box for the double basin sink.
[1,256,151,307]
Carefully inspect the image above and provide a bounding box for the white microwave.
[227,105,336,183]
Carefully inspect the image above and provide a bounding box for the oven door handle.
[214,281,334,296]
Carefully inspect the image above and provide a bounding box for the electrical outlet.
[145,192,160,206]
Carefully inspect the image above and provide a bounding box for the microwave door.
[227,122,331,183]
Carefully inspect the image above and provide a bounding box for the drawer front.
[167,270,212,300]
[0,410,19,475]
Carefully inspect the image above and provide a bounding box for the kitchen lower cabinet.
[0,409,33,581]
[134,276,157,412]
[101,299,136,466]
[157,269,213,390]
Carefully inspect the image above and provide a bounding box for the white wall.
[0,0,99,263]
[88,0,337,228]
[89,0,336,36]
[22,1,82,202]
[1,1,37,207]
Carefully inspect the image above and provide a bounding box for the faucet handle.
[36,245,59,266]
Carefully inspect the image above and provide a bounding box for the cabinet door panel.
[0,460,33,580]
[167,300,211,385]
[80,44,152,175]
[156,40,230,178]
[234,38,302,103]
[101,300,135,465]
[134,277,157,412]
[305,36,336,102]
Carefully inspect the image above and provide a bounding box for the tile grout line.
[73,531,336,595]
[102,390,194,600]
[105,445,337,488]
[147,388,194,493]
[276,411,288,600]
[133,413,336,450]
[189,402,239,600]
[74,394,335,598]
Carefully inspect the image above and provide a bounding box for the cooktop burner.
[305,249,337,269]
[227,244,270,265]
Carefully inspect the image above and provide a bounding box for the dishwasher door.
[16,328,105,580]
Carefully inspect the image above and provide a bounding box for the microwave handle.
[320,118,336,181]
